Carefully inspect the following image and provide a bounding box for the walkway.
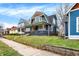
[0,38,60,56]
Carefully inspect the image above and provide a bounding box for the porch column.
[20,28,22,32]
[42,24,45,30]
[32,25,35,32]
[48,25,50,36]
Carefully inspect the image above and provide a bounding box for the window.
[76,17,79,32]
[53,18,56,25]
[35,16,42,22]
[40,17,42,22]
[26,28,30,32]
[42,17,46,22]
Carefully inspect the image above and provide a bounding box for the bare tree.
[18,18,31,28]
[18,18,27,28]
[18,18,31,33]
[56,3,70,36]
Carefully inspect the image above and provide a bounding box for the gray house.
[48,15,58,35]
[30,11,58,35]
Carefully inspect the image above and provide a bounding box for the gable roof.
[66,3,79,14]
[31,11,44,19]
[48,15,57,24]
[31,11,48,23]
[10,26,17,31]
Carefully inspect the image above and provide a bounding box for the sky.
[0,3,72,29]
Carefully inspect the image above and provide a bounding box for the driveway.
[0,38,60,56]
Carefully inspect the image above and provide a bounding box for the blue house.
[65,3,79,39]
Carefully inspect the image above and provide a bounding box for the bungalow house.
[31,11,57,35]
[9,26,19,34]
[64,3,79,39]
[4,26,19,34]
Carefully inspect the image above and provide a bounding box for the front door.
[35,26,38,31]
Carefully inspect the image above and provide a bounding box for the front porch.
[31,23,53,35]
[32,24,49,31]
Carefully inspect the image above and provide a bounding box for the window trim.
[76,17,79,32]
[35,16,41,22]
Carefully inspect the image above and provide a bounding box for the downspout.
[55,16,57,34]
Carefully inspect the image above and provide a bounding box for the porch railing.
[31,30,56,35]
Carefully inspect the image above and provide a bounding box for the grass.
[0,41,21,56]
[4,35,79,50]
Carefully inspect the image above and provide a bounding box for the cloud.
[0,21,17,29]
[0,5,45,18]
[0,4,59,28]
[0,4,58,19]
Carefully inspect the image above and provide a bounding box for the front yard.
[0,41,21,56]
[4,35,79,50]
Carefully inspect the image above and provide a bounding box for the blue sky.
[0,3,72,28]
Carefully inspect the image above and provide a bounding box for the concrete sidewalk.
[0,38,60,56]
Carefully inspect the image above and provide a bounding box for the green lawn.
[4,35,79,50]
[0,41,21,56]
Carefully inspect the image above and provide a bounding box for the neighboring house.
[4,26,19,34]
[24,20,31,34]
[48,15,58,35]
[4,28,10,34]
[18,21,25,34]
[64,3,79,39]
[9,26,18,34]
[18,19,31,34]
[31,11,57,35]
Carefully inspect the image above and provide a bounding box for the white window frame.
[76,17,79,32]
[35,16,41,22]
[53,18,56,25]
